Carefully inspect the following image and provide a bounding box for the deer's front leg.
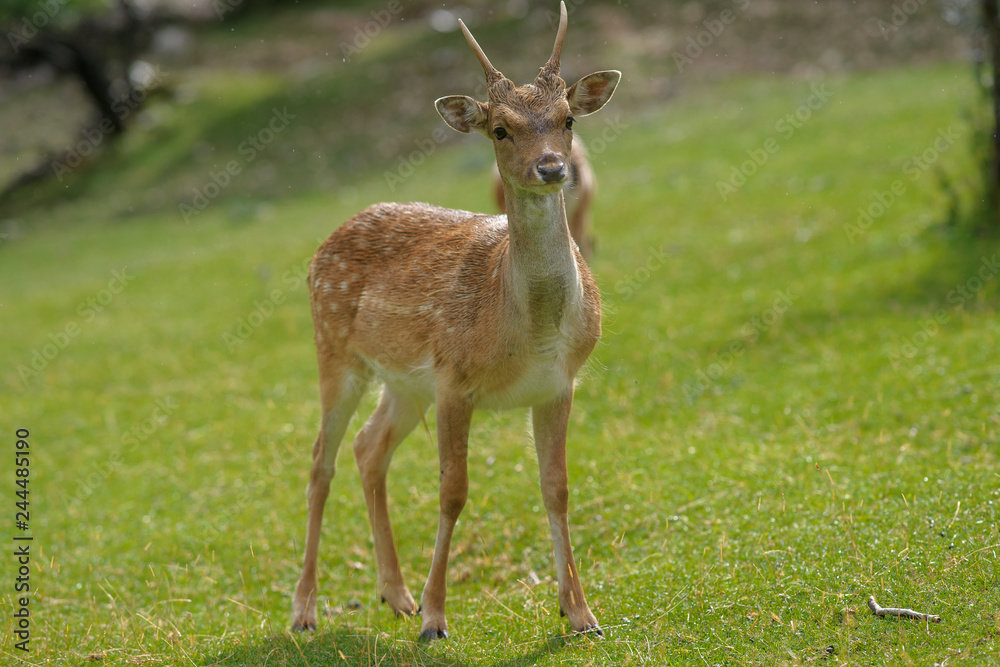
[532,390,601,636]
[419,391,473,641]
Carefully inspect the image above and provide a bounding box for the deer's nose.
[535,156,567,184]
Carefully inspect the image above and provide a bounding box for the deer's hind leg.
[292,351,370,631]
[353,386,427,617]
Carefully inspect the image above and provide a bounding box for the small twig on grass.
[867,596,942,623]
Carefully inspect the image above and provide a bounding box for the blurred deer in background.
[493,139,595,258]
[291,1,620,640]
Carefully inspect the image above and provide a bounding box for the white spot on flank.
[338,261,347,270]
[329,303,338,312]
[340,281,348,291]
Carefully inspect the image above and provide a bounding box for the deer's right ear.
[435,96,489,134]
[566,70,621,117]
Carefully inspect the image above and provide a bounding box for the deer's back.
[309,202,601,407]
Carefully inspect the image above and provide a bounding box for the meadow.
[1,36,999,666]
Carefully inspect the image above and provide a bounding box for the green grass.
[2,62,1000,665]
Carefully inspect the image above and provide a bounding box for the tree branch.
[867,596,942,623]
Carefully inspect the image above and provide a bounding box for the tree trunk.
[984,0,1000,219]
[19,37,125,135]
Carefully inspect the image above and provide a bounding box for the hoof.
[576,624,603,638]
[419,628,449,641]
[291,620,316,633]
[381,596,417,618]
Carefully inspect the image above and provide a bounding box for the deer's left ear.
[436,95,489,134]
[566,70,621,117]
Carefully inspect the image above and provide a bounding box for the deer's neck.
[501,183,581,332]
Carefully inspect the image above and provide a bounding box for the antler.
[538,1,568,81]
[458,18,504,87]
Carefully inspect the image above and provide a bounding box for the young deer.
[291,2,620,640]
[493,139,596,258]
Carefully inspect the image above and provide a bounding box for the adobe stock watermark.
[51,66,166,181]
[221,249,320,351]
[887,255,998,371]
[0,218,24,246]
[201,446,287,545]
[717,82,833,201]
[545,0,587,27]
[66,396,179,507]
[178,106,296,222]
[15,268,135,386]
[602,242,670,319]
[683,288,797,401]
[581,115,629,157]
[6,0,68,52]
[612,245,671,300]
[384,127,450,192]
[865,0,931,40]
[672,0,751,72]
[340,0,404,63]
[213,0,246,20]
[843,125,961,243]
[385,111,626,192]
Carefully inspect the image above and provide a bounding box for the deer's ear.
[435,96,489,134]
[566,71,621,117]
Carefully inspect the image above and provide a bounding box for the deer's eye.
[565,117,575,130]
[493,127,508,140]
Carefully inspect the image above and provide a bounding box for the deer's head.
[436,2,620,196]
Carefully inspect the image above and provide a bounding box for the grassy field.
[2,56,1000,665]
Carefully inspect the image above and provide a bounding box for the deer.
[493,138,596,258]
[291,1,620,641]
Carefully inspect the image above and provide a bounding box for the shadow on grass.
[802,222,1000,330]
[872,225,1000,312]
[200,627,576,667]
